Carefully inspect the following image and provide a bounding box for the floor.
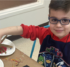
[13,37,40,61]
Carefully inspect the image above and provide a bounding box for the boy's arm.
[20,24,50,44]
[0,24,49,44]
[0,26,23,42]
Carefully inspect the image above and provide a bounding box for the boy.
[0,0,70,66]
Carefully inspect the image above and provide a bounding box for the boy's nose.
[56,21,62,27]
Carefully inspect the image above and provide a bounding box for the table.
[0,48,43,67]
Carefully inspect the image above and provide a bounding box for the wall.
[0,0,37,10]
[0,0,51,29]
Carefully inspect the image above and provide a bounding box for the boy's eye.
[52,18,57,22]
[62,19,69,22]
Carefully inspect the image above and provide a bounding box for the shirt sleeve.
[20,24,50,45]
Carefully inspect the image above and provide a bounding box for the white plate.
[0,59,4,67]
[0,39,15,56]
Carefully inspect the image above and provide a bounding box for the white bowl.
[0,39,15,56]
[0,59,4,67]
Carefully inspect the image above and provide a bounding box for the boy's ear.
[48,14,49,16]
[48,14,50,18]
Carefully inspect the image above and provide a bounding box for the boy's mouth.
[55,30,63,33]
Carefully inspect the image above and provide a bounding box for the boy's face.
[49,9,70,39]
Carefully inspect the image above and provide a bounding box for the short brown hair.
[49,0,70,13]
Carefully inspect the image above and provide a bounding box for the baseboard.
[7,21,49,41]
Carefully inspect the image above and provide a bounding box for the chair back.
[30,25,50,58]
